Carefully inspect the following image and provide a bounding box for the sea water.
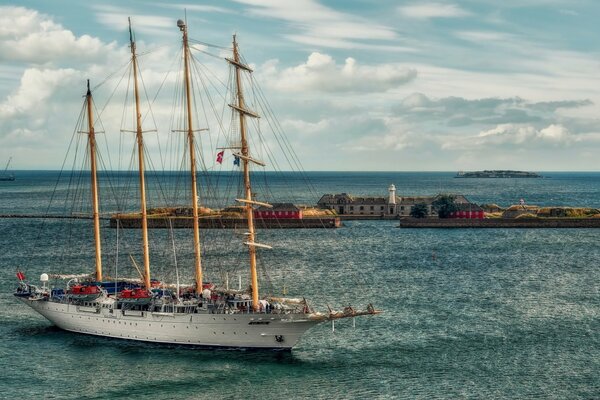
[0,172,598,399]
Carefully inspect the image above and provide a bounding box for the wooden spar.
[228,104,260,119]
[129,18,151,290]
[231,152,265,166]
[178,19,203,294]
[244,241,273,250]
[85,80,102,282]
[232,35,260,311]
[224,57,253,72]
[235,198,272,208]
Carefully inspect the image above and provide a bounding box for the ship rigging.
[14,18,380,350]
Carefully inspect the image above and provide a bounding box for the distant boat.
[0,157,15,181]
[456,170,542,178]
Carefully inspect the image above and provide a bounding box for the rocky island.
[455,170,542,178]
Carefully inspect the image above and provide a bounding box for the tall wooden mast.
[177,19,203,294]
[129,18,151,290]
[86,80,102,282]
[231,35,260,310]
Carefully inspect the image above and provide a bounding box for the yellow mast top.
[85,80,102,282]
[177,19,204,295]
[129,18,151,290]
[231,35,260,311]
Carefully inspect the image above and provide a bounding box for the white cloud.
[455,30,514,43]
[0,67,83,156]
[262,52,417,93]
[0,6,115,64]
[0,68,78,120]
[441,123,575,150]
[283,34,415,52]
[93,5,175,36]
[538,124,570,142]
[157,3,234,14]
[281,118,331,136]
[231,0,401,49]
[343,130,413,152]
[0,7,180,165]
[558,9,579,16]
[395,92,592,127]
[398,2,471,19]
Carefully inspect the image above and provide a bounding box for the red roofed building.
[254,203,302,219]
[448,203,485,219]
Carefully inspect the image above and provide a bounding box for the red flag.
[216,150,224,164]
[16,271,25,281]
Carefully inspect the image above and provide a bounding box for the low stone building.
[317,185,400,217]
[317,185,476,218]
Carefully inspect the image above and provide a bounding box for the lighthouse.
[388,184,396,204]
[388,184,397,216]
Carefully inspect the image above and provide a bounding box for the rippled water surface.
[1,172,599,399]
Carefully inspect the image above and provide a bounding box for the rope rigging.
[27,30,370,306]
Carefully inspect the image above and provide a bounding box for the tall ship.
[13,19,379,350]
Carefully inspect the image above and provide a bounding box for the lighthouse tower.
[388,184,396,204]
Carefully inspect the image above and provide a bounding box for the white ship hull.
[20,298,320,350]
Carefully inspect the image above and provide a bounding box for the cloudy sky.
[1,0,600,171]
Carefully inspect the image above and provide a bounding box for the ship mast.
[228,35,266,311]
[85,80,102,282]
[3,157,11,174]
[177,19,204,295]
[129,18,151,290]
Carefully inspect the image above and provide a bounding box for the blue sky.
[1,0,600,170]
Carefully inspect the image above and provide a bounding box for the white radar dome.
[40,273,49,282]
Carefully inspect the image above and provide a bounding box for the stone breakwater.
[399,217,600,228]
[110,216,341,229]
